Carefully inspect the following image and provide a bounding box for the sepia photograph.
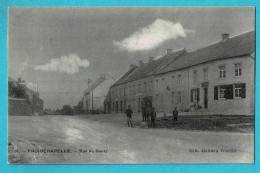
[7,6,255,164]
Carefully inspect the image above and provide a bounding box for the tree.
[8,81,27,99]
[73,100,84,114]
[61,105,74,115]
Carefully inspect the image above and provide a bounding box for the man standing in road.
[146,103,152,122]
[141,103,146,122]
[173,107,178,123]
[125,105,134,127]
[150,107,156,128]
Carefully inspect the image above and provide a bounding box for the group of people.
[124,103,179,128]
[141,103,156,127]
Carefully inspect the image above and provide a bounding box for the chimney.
[221,33,229,41]
[166,49,172,55]
[130,64,135,69]
[138,60,144,66]
[149,57,154,62]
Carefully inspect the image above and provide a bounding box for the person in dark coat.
[146,103,152,122]
[150,107,156,128]
[141,103,147,122]
[172,107,178,122]
[125,105,134,127]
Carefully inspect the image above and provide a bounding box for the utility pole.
[88,79,94,112]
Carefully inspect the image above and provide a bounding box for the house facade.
[153,31,255,115]
[107,49,186,113]
[83,74,115,113]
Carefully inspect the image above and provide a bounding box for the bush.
[8,81,27,99]
[183,108,190,112]
[195,104,202,110]
[61,105,74,115]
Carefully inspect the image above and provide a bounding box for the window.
[235,63,242,77]
[193,70,198,83]
[138,98,141,111]
[133,85,135,94]
[144,82,147,91]
[124,87,126,96]
[161,94,164,104]
[162,78,165,89]
[190,88,200,102]
[178,91,182,103]
[219,86,225,99]
[156,79,159,89]
[138,83,141,92]
[234,83,246,98]
[156,94,159,107]
[172,76,175,86]
[172,92,175,105]
[219,65,226,79]
[150,80,153,91]
[129,86,131,95]
[178,74,182,85]
[214,84,245,100]
[203,68,208,81]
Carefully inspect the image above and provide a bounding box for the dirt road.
[8,115,254,164]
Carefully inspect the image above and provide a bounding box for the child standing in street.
[125,105,134,127]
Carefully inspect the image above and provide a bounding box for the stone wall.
[8,98,32,116]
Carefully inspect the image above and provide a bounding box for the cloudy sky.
[8,7,255,109]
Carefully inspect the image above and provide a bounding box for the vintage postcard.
[7,7,255,164]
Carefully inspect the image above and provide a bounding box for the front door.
[120,101,123,113]
[116,101,118,113]
[204,88,208,109]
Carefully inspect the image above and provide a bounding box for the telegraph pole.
[88,79,94,112]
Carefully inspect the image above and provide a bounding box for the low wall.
[8,98,32,116]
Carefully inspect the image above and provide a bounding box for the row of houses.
[81,30,254,115]
[103,30,255,115]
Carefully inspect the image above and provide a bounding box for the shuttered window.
[214,83,246,100]
[235,83,246,98]
[190,88,200,102]
[214,86,218,100]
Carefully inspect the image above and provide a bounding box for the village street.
[8,115,254,164]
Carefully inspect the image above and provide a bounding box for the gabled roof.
[84,76,114,94]
[156,30,255,75]
[111,65,139,87]
[112,49,186,87]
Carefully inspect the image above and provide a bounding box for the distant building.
[8,77,44,116]
[154,30,255,115]
[82,74,115,113]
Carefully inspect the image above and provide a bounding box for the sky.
[8,7,255,109]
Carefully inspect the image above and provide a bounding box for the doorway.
[204,88,208,109]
